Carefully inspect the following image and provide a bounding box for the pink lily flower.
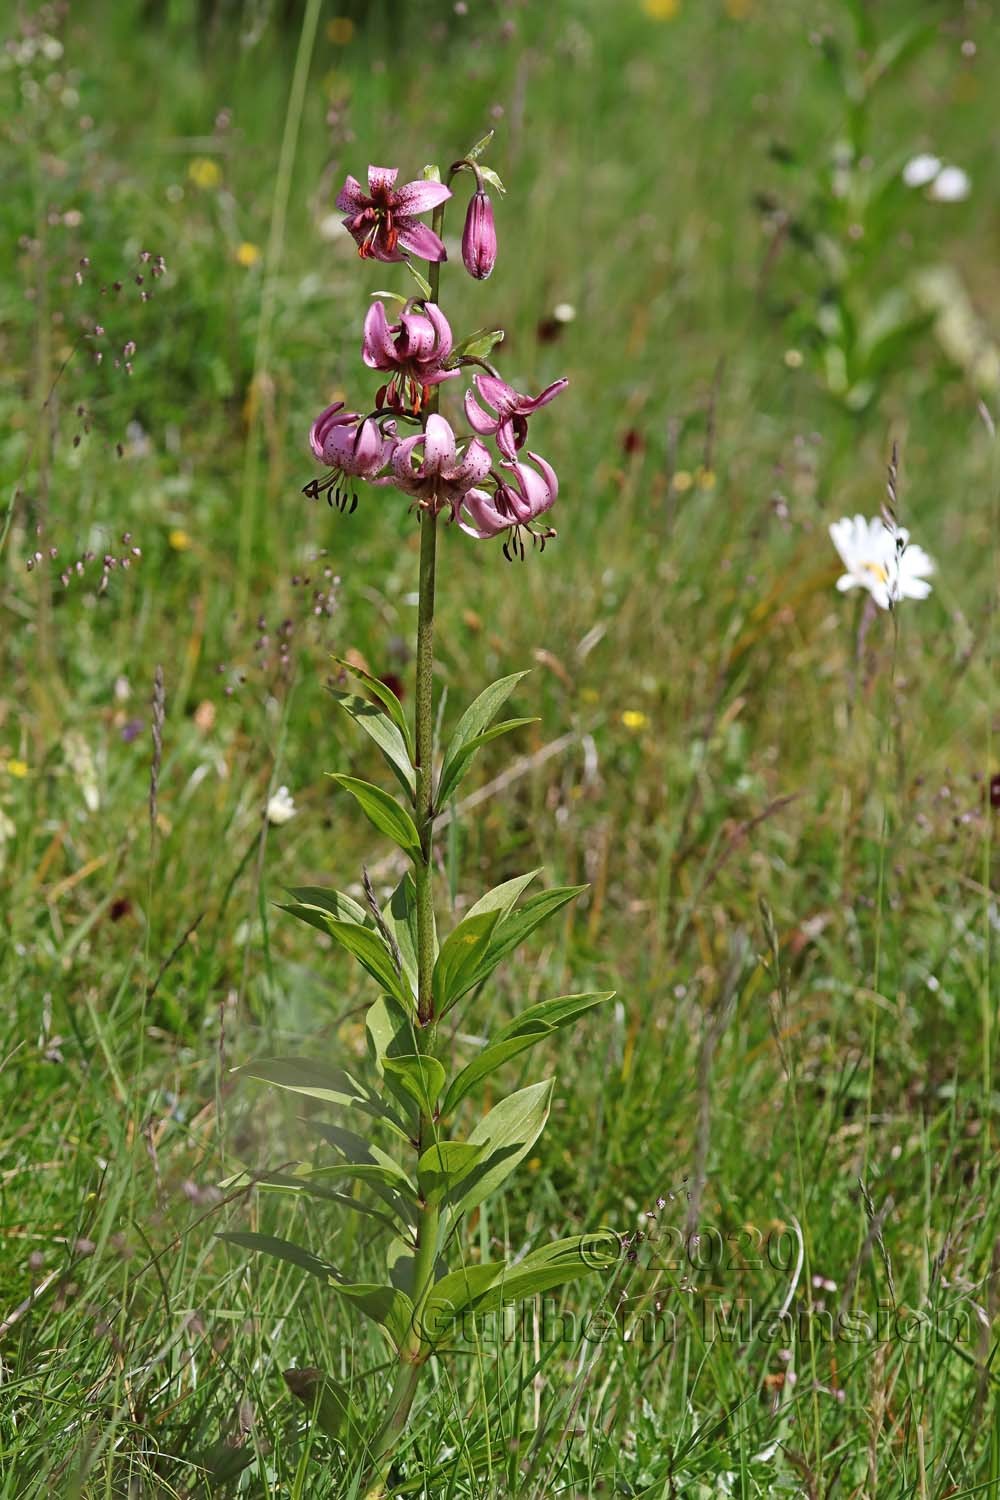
[391,414,491,517]
[336,166,451,264]
[460,452,559,558]
[463,372,568,461]
[363,299,461,412]
[304,402,396,511]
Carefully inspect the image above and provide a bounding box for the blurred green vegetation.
[1,0,998,1494]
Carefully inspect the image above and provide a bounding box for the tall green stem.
[363,196,448,1497]
[414,510,438,1025]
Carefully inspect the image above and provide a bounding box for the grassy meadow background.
[2,0,999,1493]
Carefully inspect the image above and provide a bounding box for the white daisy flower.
[829,514,935,610]
[266,785,297,825]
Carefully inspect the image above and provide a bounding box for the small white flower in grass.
[266,785,297,826]
[902,153,941,188]
[902,154,970,202]
[829,513,935,610]
[929,165,971,202]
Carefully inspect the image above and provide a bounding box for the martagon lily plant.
[222,137,618,1496]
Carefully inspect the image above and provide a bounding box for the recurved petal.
[396,310,436,362]
[394,178,452,215]
[308,401,348,460]
[520,450,559,511]
[464,387,497,435]
[517,377,569,414]
[422,300,454,358]
[420,366,462,387]
[422,414,457,474]
[450,437,492,488]
[494,417,520,461]
[352,417,389,475]
[460,489,511,539]
[367,165,399,195]
[395,218,448,263]
[362,301,398,369]
[391,433,427,486]
[473,373,513,417]
[335,175,368,213]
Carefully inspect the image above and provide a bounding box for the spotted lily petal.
[422,413,457,474]
[367,165,399,194]
[394,218,448,263]
[394,179,452,216]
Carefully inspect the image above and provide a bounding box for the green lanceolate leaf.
[366,992,420,1070]
[250,1172,403,1237]
[324,917,411,1006]
[219,1231,337,1282]
[234,1056,370,1110]
[330,655,413,753]
[430,1233,620,1332]
[309,1121,416,1188]
[440,1030,548,1116]
[420,1262,505,1342]
[450,327,505,365]
[492,990,617,1046]
[328,689,415,799]
[382,1053,447,1116]
[450,1078,553,1219]
[332,1282,414,1350]
[406,260,433,300]
[284,1368,361,1444]
[279,905,412,1006]
[470,885,587,988]
[234,1055,407,1135]
[329,774,422,862]
[416,1140,488,1204]
[436,672,528,811]
[294,1160,418,1196]
[464,128,494,162]
[432,908,502,1014]
[462,870,541,924]
[442,991,615,1114]
[436,717,538,809]
[283,884,369,933]
[478,164,506,196]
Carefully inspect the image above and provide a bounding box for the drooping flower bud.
[462,191,497,280]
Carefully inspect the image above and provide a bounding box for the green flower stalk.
[223,145,616,1497]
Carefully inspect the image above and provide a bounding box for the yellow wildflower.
[642,0,680,16]
[169,529,192,551]
[235,241,261,267]
[672,469,693,493]
[188,157,222,190]
[621,710,649,732]
[695,466,716,491]
[6,759,28,778]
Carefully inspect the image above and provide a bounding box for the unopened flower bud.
[462,190,497,280]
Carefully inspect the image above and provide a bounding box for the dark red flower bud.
[462,191,497,280]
